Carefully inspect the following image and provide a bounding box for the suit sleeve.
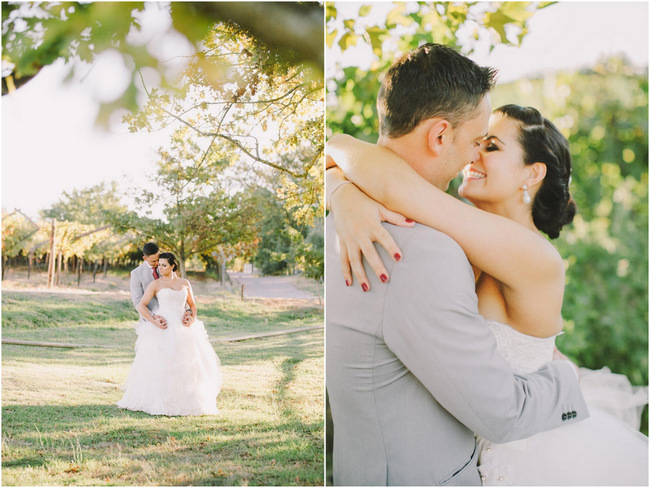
[130,268,144,311]
[383,227,589,443]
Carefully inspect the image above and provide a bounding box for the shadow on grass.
[3,329,323,485]
[216,330,323,368]
[3,398,323,486]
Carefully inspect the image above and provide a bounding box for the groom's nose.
[471,146,481,164]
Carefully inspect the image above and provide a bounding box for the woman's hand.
[331,178,414,291]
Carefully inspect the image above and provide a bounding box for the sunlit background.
[2,4,191,218]
[2,5,325,484]
[2,2,324,284]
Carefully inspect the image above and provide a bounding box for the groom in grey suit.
[130,242,191,327]
[130,242,166,326]
[326,44,588,485]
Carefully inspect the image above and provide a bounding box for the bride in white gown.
[326,104,648,485]
[117,252,222,416]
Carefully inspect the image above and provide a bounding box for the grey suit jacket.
[130,262,158,321]
[326,217,588,486]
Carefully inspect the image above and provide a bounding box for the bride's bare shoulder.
[146,279,161,291]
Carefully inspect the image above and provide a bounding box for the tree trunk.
[103,257,108,279]
[56,251,63,286]
[27,250,34,279]
[77,258,83,286]
[178,253,187,278]
[92,261,98,283]
[47,219,56,288]
[178,240,187,278]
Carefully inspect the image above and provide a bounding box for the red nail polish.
[394,253,402,262]
[361,283,369,292]
[380,274,388,283]
[345,279,351,287]
[405,219,414,223]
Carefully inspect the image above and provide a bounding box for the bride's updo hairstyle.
[158,252,178,271]
[495,104,576,239]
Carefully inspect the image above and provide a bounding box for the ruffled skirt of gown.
[478,320,648,486]
[117,289,222,416]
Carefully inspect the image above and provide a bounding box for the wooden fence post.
[47,219,56,288]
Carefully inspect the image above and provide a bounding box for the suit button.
[572,410,577,418]
[562,413,567,421]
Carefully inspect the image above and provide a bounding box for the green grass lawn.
[2,289,324,486]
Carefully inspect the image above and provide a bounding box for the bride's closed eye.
[484,142,499,152]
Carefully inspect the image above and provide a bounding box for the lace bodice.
[156,287,188,323]
[485,319,559,375]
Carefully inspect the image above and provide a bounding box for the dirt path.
[2,269,321,303]
[229,272,317,299]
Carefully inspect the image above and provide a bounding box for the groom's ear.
[426,119,451,157]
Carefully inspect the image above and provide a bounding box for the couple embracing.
[117,242,223,416]
[326,44,647,485]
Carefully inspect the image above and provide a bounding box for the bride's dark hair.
[495,104,576,239]
[159,252,178,271]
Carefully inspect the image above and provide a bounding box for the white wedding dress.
[477,319,648,485]
[117,288,223,416]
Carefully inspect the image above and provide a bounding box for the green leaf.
[483,10,510,44]
[358,5,373,17]
[501,2,534,24]
[338,32,358,52]
[326,29,338,49]
[326,3,337,22]
[386,4,411,28]
[365,26,386,57]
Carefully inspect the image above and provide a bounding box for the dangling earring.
[522,184,532,204]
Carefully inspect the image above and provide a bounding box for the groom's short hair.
[377,43,497,138]
[143,242,159,257]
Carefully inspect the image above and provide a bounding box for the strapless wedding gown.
[117,288,223,416]
[477,319,648,485]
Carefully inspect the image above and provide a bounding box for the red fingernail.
[361,283,369,292]
[380,274,388,283]
[394,253,402,261]
[405,219,414,223]
[345,279,351,287]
